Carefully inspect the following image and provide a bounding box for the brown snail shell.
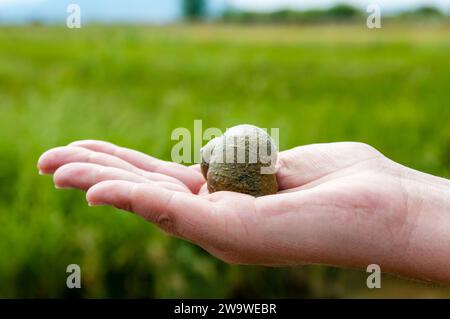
[200,125,278,197]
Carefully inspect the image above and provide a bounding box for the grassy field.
[0,23,449,298]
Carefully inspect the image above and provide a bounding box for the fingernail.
[88,201,106,207]
[55,184,70,190]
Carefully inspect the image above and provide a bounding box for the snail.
[200,124,278,197]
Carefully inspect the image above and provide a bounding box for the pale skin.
[37,141,450,283]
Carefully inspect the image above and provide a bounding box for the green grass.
[0,23,449,298]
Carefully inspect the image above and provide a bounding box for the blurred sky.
[228,0,450,12]
[0,0,449,24]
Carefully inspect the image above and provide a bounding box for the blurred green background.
[1,20,450,297]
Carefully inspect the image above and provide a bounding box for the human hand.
[37,141,450,282]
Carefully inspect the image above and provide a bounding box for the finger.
[69,140,204,193]
[190,164,201,173]
[198,183,209,195]
[38,146,187,188]
[54,163,189,193]
[86,180,223,245]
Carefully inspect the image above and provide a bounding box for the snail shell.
[200,124,278,197]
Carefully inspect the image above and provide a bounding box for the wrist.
[394,165,450,282]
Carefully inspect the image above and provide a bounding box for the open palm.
[38,140,411,269]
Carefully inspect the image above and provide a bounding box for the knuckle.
[115,182,137,212]
[85,150,98,163]
[95,165,108,180]
[116,199,133,212]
